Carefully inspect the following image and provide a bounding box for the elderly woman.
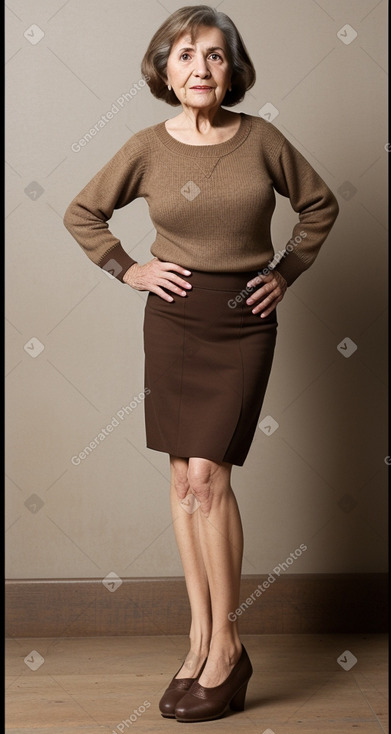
[64,4,338,723]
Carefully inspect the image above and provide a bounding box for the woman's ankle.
[207,634,242,663]
[188,630,211,657]
[175,647,208,679]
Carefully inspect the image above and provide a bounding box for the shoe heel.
[229,680,249,712]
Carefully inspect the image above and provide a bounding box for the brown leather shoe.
[158,657,207,718]
[174,644,252,722]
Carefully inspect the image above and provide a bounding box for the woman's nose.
[193,55,210,77]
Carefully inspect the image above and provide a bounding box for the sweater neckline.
[154,112,252,157]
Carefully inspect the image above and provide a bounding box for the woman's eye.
[179,52,223,61]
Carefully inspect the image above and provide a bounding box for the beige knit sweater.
[64,112,339,286]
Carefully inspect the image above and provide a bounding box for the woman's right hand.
[122,257,192,302]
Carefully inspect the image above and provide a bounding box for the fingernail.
[184,270,191,275]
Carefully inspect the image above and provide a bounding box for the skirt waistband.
[182,268,261,291]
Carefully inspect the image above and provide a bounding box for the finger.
[163,272,192,290]
[154,264,192,290]
[157,278,190,296]
[246,285,268,305]
[259,290,284,317]
[246,278,276,304]
[250,291,278,314]
[246,274,265,289]
[160,262,192,277]
[260,303,277,318]
[152,285,174,302]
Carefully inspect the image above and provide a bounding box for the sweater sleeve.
[270,138,339,286]
[63,135,147,282]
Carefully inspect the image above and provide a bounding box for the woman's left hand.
[245,271,287,317]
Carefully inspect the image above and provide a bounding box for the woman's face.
[166,25,232,111]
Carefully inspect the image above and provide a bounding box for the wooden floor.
[5,634,388,733]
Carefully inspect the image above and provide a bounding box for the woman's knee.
[170,456,190,500]
[187,458,231,505]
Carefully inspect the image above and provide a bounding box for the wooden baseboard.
[5,574,388,638]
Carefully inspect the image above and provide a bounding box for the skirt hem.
[145,442,246,467]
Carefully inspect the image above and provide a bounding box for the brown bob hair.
[141,5,256,107]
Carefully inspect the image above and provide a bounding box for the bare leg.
[169,455,211,677]
[170,455,244,687]
[187,457,244,687]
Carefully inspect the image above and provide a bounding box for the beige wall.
[5,0,388,579]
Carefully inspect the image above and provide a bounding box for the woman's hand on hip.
[245,270,287,317]
[122,258,192,302]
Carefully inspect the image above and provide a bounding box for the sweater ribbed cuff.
[273,250,308,286]
[98,244,138,283]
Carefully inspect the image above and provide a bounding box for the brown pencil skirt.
[143,268,278,467]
